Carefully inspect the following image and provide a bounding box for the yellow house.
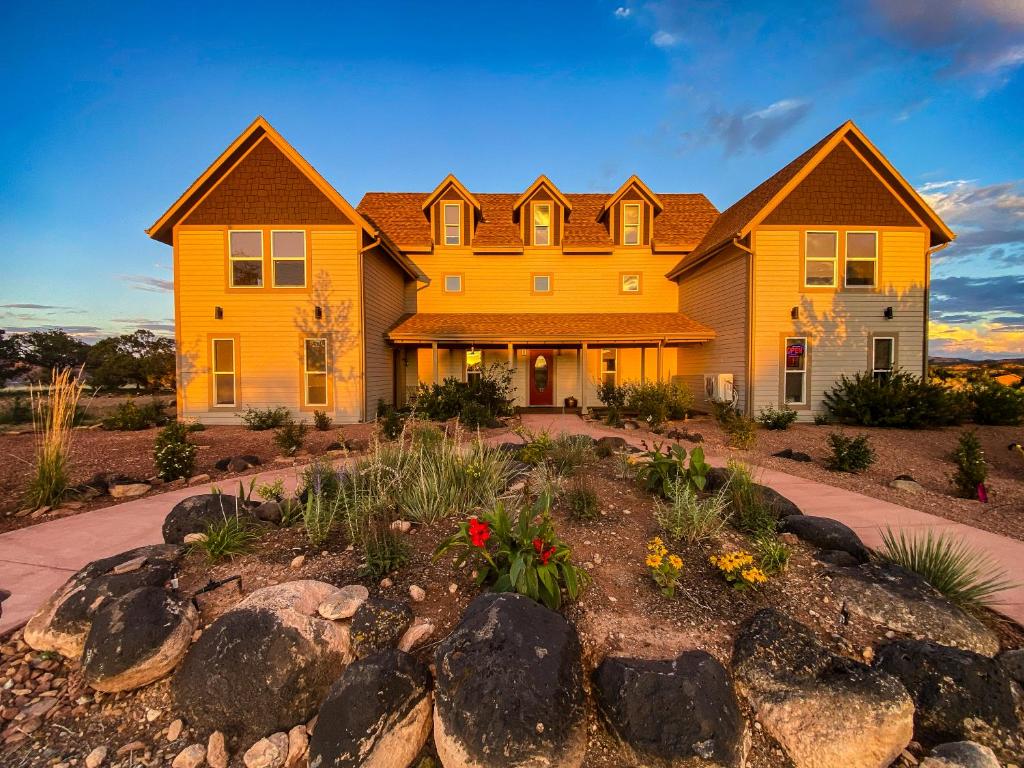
[147,117,953,423]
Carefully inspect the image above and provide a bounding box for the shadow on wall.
[293,270,358,405]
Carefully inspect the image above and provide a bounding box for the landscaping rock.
[85,746,108,768]
[874,639,1024,762]
[350,598,413,658]
[919,742,1001,768]
[997,648,1024,685]
[81,586,198,692]
[343,437,369,452]
[409,584,426,602]
[244,732,288,768]
[732,608,913,768]
[228,456,258,473]
[254,501,283,524]
[207,732,229,768]
[773,448,812,462]
[172,744,207,768]
[813,549,863,567]
[433,593,587,768]
[167,719,184,741]
[317,585,369,621]
[889,478,925,493]
[172,581,350,739]
[399,620,435,652]
[24,544,183,659]
[163,493,246,544]
[830,562,999,656]
[779,515,870,562]
[285,725,307,768]
[109,482,151,499]
[704,471,802,519]
[593,651,747,767]
[595,436,628,456]
[309,649,432,768]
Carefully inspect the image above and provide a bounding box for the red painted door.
[528,350,553,406]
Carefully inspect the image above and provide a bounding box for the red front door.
[528,350,553,406]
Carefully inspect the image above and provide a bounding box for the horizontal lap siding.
[363,248,407,414]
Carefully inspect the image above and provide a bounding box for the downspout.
[924,240,951,379]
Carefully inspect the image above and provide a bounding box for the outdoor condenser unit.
[703,373,735,403]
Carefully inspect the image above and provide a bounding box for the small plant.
[969,377,1024,426]
[26,368,85,508]
[514,428,554,465]
[303,491,336,546]
[709,550,768,589]
[273,417,308,455]
[645,537,683,598]
[812,412,831,426]
[192,512,256,562]
[757,404,798,430]
[950,430,987,500]
[313,409,333,431]
[726,414,757,449]
[825,432,876,473]
[880,527,1013,610]
[241,406,291,431]
[301,456,342,500]
[755,535,791,575]
[596,381,627,426]
[725,461,776,536]
[564,474,599,521]
[546,434,596,476]
[655,481,728,545]
[153,422,197,481]
[377,400,406,440]
[360,518,411,578]
[255,478,286,502]
[636,443,710,498]
[102,398,169,431]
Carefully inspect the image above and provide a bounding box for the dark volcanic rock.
[349,598,413,659]
[998,648,1024,685]
[162,493,246,544]
[594,651,746,767]
[704,470,802,519]
[433,593,586,768]
[773,448,812,462]
[779,515,870,562]
[813,549,863,568]
[595,435,628,456]
[921,741,1001,768]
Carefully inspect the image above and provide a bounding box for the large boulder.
[433,593,587,768]
[308,649,432,768]
[830,562,999,656]
[81,586,198,692]
[998,648,1024,685]
[874,639,1024,763]
[919,742,1001,768]
[172,581,350,739]
[163,493,247,544]
[593,651,747,767]
[24,544,183,659]
[704,470,801,519]
[779,515,870,562]
[349,598,413,659]
[732,608,913,768]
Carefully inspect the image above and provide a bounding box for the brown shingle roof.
[387,312,715,343]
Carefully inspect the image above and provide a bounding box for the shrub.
[313,410,333,431]
[880,527,1013,609]
[459,400,492,429]
[0,395,32,425]
[192,512,256,562]
[360,518,411,578]
[709,550,768,589]
[414,362,514,426]
[301,456,342,500]
[823,370,966,428]
[755,535,791,575]
[969,378,1024,426]
[26,369,84,508]
[376,400,406,440]
[625,381,693,427]
[545,434,596,476]
[645,537,683,598]
[596,381,627,426]
[435,493,589,610]
[812,412,831,426]
[153,422,197,480]
[516,429,554,465]
[655,481,728,545]
[273,417,308,455]
[241,406,291,431]
[102,398,169,431]
[950,429,987,499]
[757,404,798,430]
[564,474,599,521]
[255,478,285,502]
[825,432,876,473]
[636,443,711,499]
[725,461,776,536]
[713,401,757,448]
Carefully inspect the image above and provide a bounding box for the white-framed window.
[212,338,237,406]
[466,349,482,384]
[304,338,328,407]
[804,231,838,287]
[533,274,551,293]
[271,230,306,287]
[621,273,640,293]
[872,336,894,382]
[229,230,263,287]
[600,348,617,386]
[443,202,461,246]
[784,337,807,405]
[845,231,878,287]
[533,203,551,246]
[443,274,462,293]
[623,203,641,245]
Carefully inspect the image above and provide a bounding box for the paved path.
[1,415,1021,634]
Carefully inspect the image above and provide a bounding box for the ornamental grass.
[26,367,85,509]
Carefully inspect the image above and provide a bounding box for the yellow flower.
[741,567,767,584]
[668,554,682,570]
[645,553,663,568]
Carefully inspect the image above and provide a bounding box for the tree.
[19,330,89,372]
[0,330,23,388]
[86,330,175,391]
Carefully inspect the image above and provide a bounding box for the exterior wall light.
[315,306,323,320]
[790,306,799,320]
[884,306,894,320]
[214,306,223,320]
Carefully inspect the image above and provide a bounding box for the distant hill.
[930,357,1024,366]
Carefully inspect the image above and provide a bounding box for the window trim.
[871,335,896,381]
[782,335,809,408]
[622,202,642,246]
[803,230,839,289]
[600,348,617,387]
[532,202,552,247]
[442,202,461,246]
[531,273,552,294]
[442,273,464,294]
[210,336,238,408]
[619,272,642,294]
[270,229,307,288]
[302,337,329,408]
[844,230,879,289]
[228,230,264,288]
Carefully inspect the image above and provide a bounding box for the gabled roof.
[600,175,664,217]
[512,175,572,213]
[421,174,481,212]
[666,120,955,278]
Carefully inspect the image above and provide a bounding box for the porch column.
[579,342,588,412]
[431,342,439,385]
[656,341,664,382]
[640,346,646,383]
[507,342,514,367]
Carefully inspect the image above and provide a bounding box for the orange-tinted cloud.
[930,319,1024,356]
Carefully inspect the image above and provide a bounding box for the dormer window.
[443,202,461,246]
[623,203,641,246]
[533,203,551,246]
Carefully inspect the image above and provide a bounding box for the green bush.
[825,432,876,473]
[376,400,406,440]
[241,406,291,431]
[414,362,514,426]
[0,395,32,425]
[725,461,776,536]
[459,401,492,429]
[273,417,308,455]
[596,380,627,426]
[969,378,1024,426]
[360,519,411,578]
[153,422,197,480]
[757,404,798,430]
[545,434,596,476]
[313,409,333,431]
[712,400,757,448]
[823,370,966,428]
[301,456,342,500]
[812,412,831,426]
[950,429,987,499]
[655,482,728,545]
[303,490,336,547]
[564,474,599,521]
[191,512,256,562]
[102,398,170,431]
[636,443,711,498]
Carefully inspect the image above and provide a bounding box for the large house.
[147,117,954,423]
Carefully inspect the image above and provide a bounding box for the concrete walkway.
[1,414,1021,635]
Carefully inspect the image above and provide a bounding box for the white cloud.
[614,6,631,19]
[116,274,174,293]
[651,30,679,48]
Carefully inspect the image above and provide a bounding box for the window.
[211,338,236,406]
[272,231,306,287]
[601,349,617,386]
[872,337,894,382]
[623,203,641,245]
[229,231,263,287]
[304,338,328,407]
[443,274,462,293]
[533,203,551,246]
[621,273,641,293]
[845,232,878,287]
[466,349,482,384]
[443,203,461,246]
[784,337,807,405]
[804,231,837,287]
[533,274,551,293]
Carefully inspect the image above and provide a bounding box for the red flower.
[468,518,491,548]
[533,538,544,553]
[540,546,556,565]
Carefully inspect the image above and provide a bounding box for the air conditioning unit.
[703,373,735,403]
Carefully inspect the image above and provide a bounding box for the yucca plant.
[192,512,257,562]
[26,368,85,508]
[880,527,1014,610]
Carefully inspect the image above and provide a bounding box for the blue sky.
[1,0,1022,357]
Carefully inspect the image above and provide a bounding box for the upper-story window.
[443,274,463,293]
[623,203,641,245]
[229,231,263,287]
[621,273,641,293]
[804,231,838,287]
[533,203,551,246]
[272,231,306,287]
[532,274,551,293]
[845,232,878,287]
[443,203,461,246]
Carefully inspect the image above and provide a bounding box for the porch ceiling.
[386,312,715,345]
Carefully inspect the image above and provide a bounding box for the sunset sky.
[1,1,1021,358]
